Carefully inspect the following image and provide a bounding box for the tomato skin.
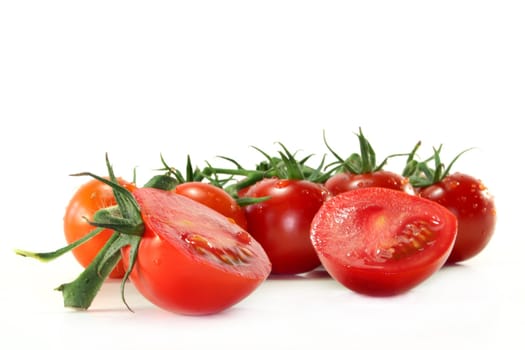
[121,188,271,315]
[63,177,135,278]
[173,182,248,230]
[311,187,458,296]
[243,178,331,274]
[325,171,414,196]
[418,172,496,263]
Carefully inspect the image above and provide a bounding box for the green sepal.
[89,206,144,236]
[56,231,142,311]
[20,153,146,312]
[402,141,422,177]
[56,232,122,310]
[324,128,407,174]
[406,145,475,188]
[14,227,105,262]
[142,174,178,191]
[235,195,272,207]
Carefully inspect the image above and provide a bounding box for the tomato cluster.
[17,129,496,315]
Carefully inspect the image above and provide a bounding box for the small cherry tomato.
[419,172,496,263]
[243,178,330,274]
[325,170,414,195]
[63,177,135,278]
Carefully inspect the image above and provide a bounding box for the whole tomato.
[243,178,331,274]
[419,172,496,263]
[325,170,413,195]
[324,128,413,195]
[63,177,135,278]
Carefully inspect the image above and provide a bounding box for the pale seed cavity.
[182,233,255,265]
[375,220,437,261]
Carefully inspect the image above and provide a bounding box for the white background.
[1,1,524,349]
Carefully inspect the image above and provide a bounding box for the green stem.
[204,167,263,177]
[15,227,104,262]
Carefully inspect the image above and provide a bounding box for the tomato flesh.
[419,173,496,263]
[311,187,457,296]
[173,182,248,230]
[121,188,271,315]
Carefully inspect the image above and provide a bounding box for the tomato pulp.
[311,187,458,296]
[121,188,271,315]
[173,182,248,230]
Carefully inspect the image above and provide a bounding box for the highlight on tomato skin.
[121,188,272,316]
[310,187,458,296]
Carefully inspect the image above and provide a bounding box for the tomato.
[243,178,331,274]
[121,188,271,315]
[63,177,135,278]
[325,171,414,196]
[173,182,248,230]
[310,187,458,296]
[323,128,414,196]
[418,172,496,263]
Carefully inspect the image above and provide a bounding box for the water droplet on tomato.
[235,231,251,244]
[447,180,461,190]
[275,180,290,189]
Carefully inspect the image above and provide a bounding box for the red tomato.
[121,188,271,315]
[311,187,458,296]
[418,172,496,263]
[243,178,331,274]
[325,171,414,196]
[173,182,248,230]
[63,177,135,278]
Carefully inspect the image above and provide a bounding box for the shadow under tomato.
[441,261,470,270]
[268,267,332,281]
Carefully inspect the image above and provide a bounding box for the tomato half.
[121,188,271,315]
[243,178,330,274]
[325,171,414,196]
[63,177,135,278]
[310,187,457,296]
[173,182,248,230]
[419,172,496,263]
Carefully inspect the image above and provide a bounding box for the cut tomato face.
[173,182,248,230]
[121,188,271,315]
[310,187,458,296]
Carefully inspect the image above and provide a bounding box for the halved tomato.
[310,187,457,296]
[122,188,271,315]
